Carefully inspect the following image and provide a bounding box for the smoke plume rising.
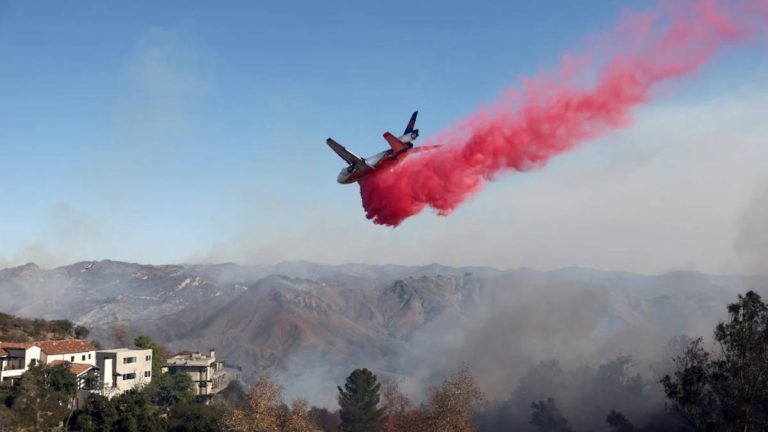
[360,0,766,226]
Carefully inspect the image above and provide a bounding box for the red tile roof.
[35,340,95,355]
[0,348,7,357]
[68,363,94,376]
[0,342,36,350]
[48,360,96,376]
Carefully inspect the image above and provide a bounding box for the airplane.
[327,111,439,184]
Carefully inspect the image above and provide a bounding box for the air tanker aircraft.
[327,111,439,184]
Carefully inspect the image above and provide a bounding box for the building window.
[123,357,136,364]
[88,354,91,359]
[198,381,207,388]
[81,355,86,361]
[70,356,74,362]
[146,355,152,361]
[29,359,37,367]
[122,373,136,380]
[144,371,151,378]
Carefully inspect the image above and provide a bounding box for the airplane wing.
[327,138,363,165]
[383,132,408,153]
[411,144,442,154]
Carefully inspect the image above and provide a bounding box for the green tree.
[145,371,194,409]
[168,401,228,432]
[309,406,341,432]
[606,410,638,432]
[69,394,119,432]
[0,378,14,406]
[530,398,573,432]
[0,405,22,430]
[69,390,166,432]
[73,325,90,339]
[219,380,248,407]
[133,335,168,375]
[113,389,166,432]
[660,338,714,430]
[31,319,45,338]
[662,290,768,431]
[6,363,77,430]
[50,319,74,337]
[338,368,385,432]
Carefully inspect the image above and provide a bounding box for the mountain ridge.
[1,259,765,402]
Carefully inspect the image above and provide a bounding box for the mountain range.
[1,260,765,402]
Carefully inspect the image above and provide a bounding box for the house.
[96,348,153,397]
[164,349,229,397]
[37,340,97,366]
[48,359,100,409]
[0,339,95,383]
[0,342,42,383]
[49,360,100,389]
[0,342,99,408]
[0,339,151,395]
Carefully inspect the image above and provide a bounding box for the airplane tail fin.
[384,132,409,153]
[384,111,421,153]
[403,111,418,135]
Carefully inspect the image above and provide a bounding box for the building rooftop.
[166,350,218,367]
[98,348,150,353]
[1,340,97,355]
[48,360,97,376]
[0,342,36,350]
[36,340,95,355]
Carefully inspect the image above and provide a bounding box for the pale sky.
[1,1,766,274]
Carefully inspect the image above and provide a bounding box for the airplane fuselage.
[337,149,400,184]
[329,111,422,184]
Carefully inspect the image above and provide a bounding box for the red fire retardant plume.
[359,0,767,226]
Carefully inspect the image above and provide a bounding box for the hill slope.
[1,260,765,402]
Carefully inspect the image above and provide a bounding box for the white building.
[164,350,229,398]
[37,340,97,366]
[0,339,96,384]
[96,348,153,396]
[0,340,153,399]
[0,342,41,384]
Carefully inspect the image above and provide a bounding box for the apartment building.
[164,349,228,397]
[96,348,153,396]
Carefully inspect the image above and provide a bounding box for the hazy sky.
[1,1,766,273]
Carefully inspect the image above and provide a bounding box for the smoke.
[735,180,768,275]
[0,203,108,269]
[1,25,209,269]
[360,0,767,226]
[263,269,749,418]
[94,24,209,198]
[393,277,713,392]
